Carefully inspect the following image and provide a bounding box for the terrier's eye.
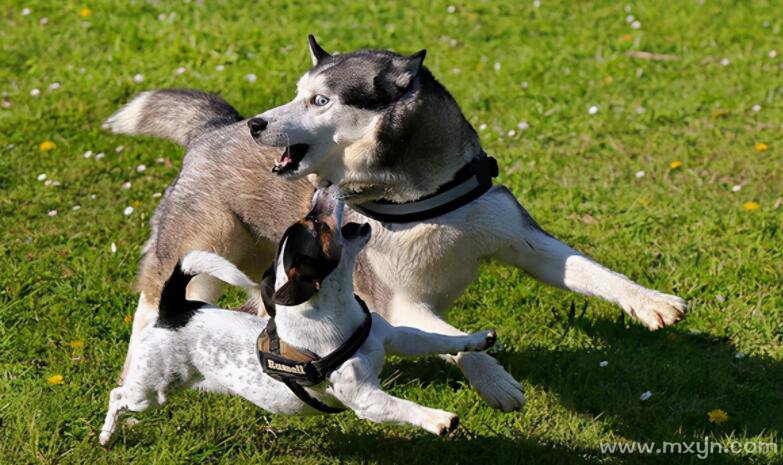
[312,95,330,106]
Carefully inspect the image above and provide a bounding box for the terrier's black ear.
[273,278,319,306]
[308,34,331,66]
[393,49,427,89]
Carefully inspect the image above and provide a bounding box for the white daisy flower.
[732,184,742,192]
[631,20,641,29]
[83,150,93,159]
[626,14,634,23]
[133,74,144,83]
[122,181,131,190]
[111,242,117,253]
[37,173,47,181]
[175,67,186,75]
[136,164,146,172]
[752,104,761,112]
[115,145,125,153]
[39,17,48,25]
[640,391,652,401]
[588,105,599,115]
[245,73,257,83]
[493,62,501,72]
[507,129,516,137]
[30,88,41,97]
[599,360,609,367]
[123,206,134,216]
[521,81,529,89]
[720,58,730,66]
[47,209,58,217]
[769,50,778,59]
[156,157,165,164]
[21,8,31,16]
[95,152,105,160]
[72,205,81,211]
[215,65,225,72]
[447,5,456,13]
[635,170,645,178]
[152,192,162,198]
[44,179,53,186]
[479,123,488,131]
[48,82,60,91]
[517,121,529,131]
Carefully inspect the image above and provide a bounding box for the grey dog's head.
[248,35,429,184]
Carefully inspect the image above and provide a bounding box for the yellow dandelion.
[743,201,760,211]
[123,314,133,324]
[47,374,64,385]
[67,340,84,348]
[604,75,613,84]
[40,140,56,152]
[755,142,768,152]
[669,160,683,170]
[467,12,478,22]
[707,409,728,424]
[79,7,92,17]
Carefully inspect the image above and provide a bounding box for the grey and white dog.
[105,36,686,412]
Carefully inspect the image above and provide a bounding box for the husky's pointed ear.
[272,278,319,306]
[394,49,427,90]
[308,34,331,66]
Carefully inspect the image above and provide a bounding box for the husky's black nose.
[248,117,268,138]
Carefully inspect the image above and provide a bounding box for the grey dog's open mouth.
[272,144,309,175]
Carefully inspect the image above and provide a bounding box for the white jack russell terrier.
[100,190,496,445]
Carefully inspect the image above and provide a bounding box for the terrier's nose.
[248,117,268,138]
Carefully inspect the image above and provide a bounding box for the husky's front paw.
[458,352,525,412]
[422,409,459,436]
[622,288,687,330]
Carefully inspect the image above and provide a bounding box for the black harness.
[351,155,499,223]
[256,269,372,414]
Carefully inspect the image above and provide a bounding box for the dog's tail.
[103,89,243,148]
[181,251,262,303]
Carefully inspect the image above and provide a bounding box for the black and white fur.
[106,36,687,413]
[99,193,495,446]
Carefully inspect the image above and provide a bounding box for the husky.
[105,35,686,412]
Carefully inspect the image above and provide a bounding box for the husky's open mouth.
[272,144,309,175]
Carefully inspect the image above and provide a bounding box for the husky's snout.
[247,117,268,138]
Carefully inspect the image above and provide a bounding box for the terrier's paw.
[622,289,687,331]
[463,329,497,352]
[99,430,114,447]
[422,410,459,436]
[458,352,525,412]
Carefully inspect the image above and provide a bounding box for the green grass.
[1,0,782,463]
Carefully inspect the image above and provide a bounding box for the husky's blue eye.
[312,95,330,106]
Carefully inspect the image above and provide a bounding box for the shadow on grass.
[383,316,783,464]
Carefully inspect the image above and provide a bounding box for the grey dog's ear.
[273,278,319,306]
[393,49,426,90]
[308,34,331,66]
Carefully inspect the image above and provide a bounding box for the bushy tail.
[103,89,243,147]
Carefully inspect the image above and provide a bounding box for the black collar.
[350,155,499,223]
[257,268,372,413]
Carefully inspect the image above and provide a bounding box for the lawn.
[1,0,782,464]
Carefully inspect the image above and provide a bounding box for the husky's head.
[249,36,479,203]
